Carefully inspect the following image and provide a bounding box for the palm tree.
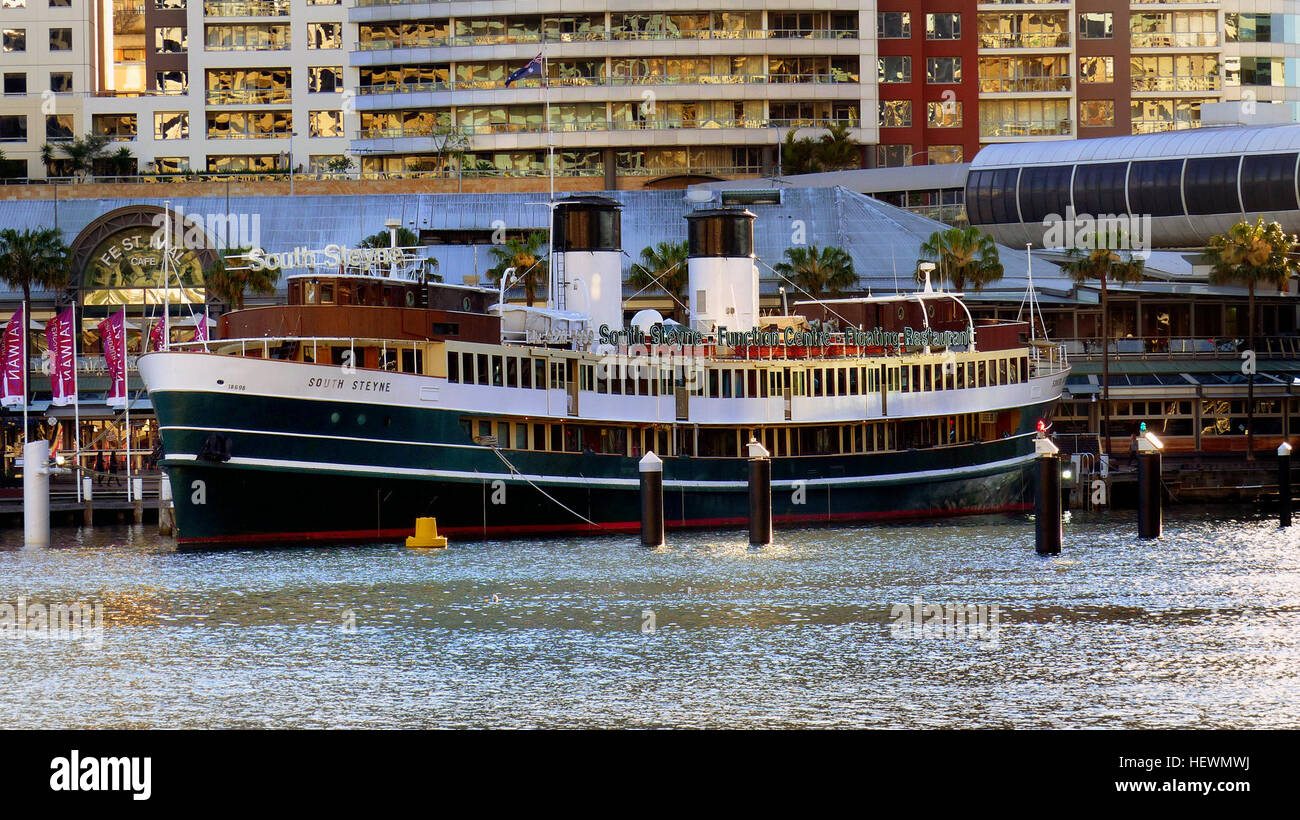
[39,144,53,176]
[1059,234,1145,460]
[915,227,1004,292]
[358,226,419,248]
[202,247,279,311]
[773,245,857,300]
[1205,218,1298,459]
[50,133,113,180]
[487,231,549,307]
[627,241,688,319]
[0,227,70,420]
[815,122,861,171]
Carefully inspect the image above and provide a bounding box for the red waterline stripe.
[176,502,1031,546]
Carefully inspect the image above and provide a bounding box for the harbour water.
[2,509,1298,729]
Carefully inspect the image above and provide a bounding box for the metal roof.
[970,124,1300,169]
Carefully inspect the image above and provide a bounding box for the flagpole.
[71,305,81,502]
[543,40,556,310]
[163,201,171,351]
[20,303,27,449]
[123,308,131,499]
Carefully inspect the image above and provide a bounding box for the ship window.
[611,369,623,394]
[447,351,459,382]
[748,370,759,398]
[1184,156,1241,215]
[1010,358,1018,382]
[848,368,859,394]
[1241,152,1299,212]
[965,362,974,388]
[721,370,733,398]
[506,357,518,388]
[378,349,397,371]
[977,361,986,386]
[533,424,547,450]
[1000,359,1008,385]
[1017,164,1074,223]
[521,360,533,388]
[708,369,719,397]
[1128,159,1185,218]
[945,365,955,390]
[490,356,503,386]
[476,354,489,385]
[837,368,847,396]
[551,425,562,451]
[403,348,422,374]
[563,426,580,452]
[1073,162,1129,217]
[533,359,544,388]
[514,425,527,449]
[478,420,491,438]
[912,365,921,392]
[497,422,509,445]
[320,284,335,303]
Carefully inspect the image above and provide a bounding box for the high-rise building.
[0,1,1297,183]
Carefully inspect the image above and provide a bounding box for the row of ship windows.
[461,413,1003,459]
[445,351,1030,397]
[967,152,1300,226]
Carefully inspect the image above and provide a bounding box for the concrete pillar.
[23,440,50,547]
[639,452,664,548]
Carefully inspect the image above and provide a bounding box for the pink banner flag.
[46,305,77,406]
[147,317,166,352]
[1,304,26,409]
[195,310,209,343]
[98,309,127,409]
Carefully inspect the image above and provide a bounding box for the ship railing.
[169,335,428,366]
[1029,341,1070,378]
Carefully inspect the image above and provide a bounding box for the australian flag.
[505,54,544,87]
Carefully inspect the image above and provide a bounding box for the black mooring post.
[1137,448,1162,539]
[748,445,772,546]
[1036,453,1062,555]
[1279,443,1293,528]
[639,452,664,548]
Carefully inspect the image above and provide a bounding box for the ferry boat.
[138,198,1070,546]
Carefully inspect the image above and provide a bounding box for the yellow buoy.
[405,517,448,549]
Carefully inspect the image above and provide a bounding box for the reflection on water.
[1,508,1298,728]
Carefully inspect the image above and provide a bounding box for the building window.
[926,13,960,40]
[154,157,190,174]
[1,0,26,6]
[45,114,73,141]
[206,110,292,138]
[1226,56,1284,87]
[926,57,961,84]
[878,56,912,83]
[1079,12,1113,39]
[1080,56,1114,84]
[205,24,290,50]
[308,110,343,137]
[306,0,339,4]
[155,26,187,53]
[1079,100,1115,128]
[1227,13,1272,43]
[878,99,912,128]
[156,0,185,7]
[307,22,341,49]
[307,66,342,93]
[155,111,189,140]
[877,12,910,39]
[50,72,72,92]
[927,100,962,128]
[156,70,188,92]
[927,146,963,164]
[0,115,26,142]
[49,0,71,6]
[876,145,911,167]
[49,27,71,51]
[3,73,25,95]
[3,29,26,53]
[93,113,137,140]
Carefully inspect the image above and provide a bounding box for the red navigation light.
[1036,419,1047,434]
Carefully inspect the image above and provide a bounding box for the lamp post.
[287,130,300,196]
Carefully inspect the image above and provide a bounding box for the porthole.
[329,411,340,424]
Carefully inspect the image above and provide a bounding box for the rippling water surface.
[1,509,1298,728]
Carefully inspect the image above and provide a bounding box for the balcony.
[355,28,859,51]
[203,0,291,15]
[1131,118,1201,134]
[1131,76,1220,93]
[979,76,1072,93]
[357,72,858,96]
[979,119,1072,138]
[977,32,1071,49]
[1130,32,1219,48]
[356,116,857,140]
[205,89,292,105]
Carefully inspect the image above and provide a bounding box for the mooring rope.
[489,447,610,532]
